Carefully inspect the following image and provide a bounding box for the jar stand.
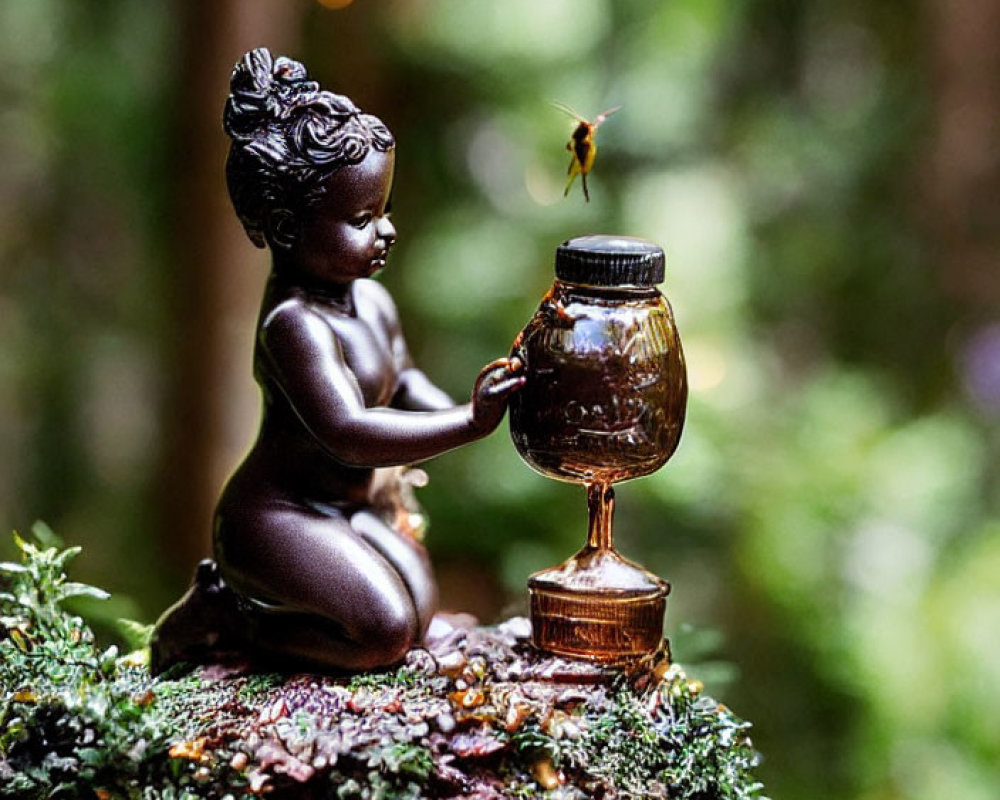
[528,482,670,664]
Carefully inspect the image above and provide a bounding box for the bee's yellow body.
[555,103,620,202]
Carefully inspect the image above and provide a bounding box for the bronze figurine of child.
[151,48,523,673]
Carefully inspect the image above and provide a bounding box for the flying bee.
[553,102,621,202]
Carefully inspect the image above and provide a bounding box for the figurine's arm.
[359,280,455,411]
[393,366,455,411]
[261,301,520,467]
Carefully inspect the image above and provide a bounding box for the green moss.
[346,666,420,691]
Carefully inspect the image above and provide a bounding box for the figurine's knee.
[350,510,437,635]
[350,592,417,666]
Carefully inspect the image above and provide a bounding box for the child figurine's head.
[223,48,395,250]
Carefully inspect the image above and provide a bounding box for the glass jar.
[510,235,687,486]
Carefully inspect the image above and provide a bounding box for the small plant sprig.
[0,524,111,689]
[0,525,202,799]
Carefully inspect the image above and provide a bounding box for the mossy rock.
[0,531,767,799]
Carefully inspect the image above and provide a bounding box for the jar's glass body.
[510,280,687,485]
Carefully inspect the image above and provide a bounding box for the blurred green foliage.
[1,1,998,799]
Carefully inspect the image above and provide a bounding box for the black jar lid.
[555,235,665,287]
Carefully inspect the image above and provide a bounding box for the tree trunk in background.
[158,0,305,576]
[926,0,1000,311]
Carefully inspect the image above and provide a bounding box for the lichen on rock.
[0,530,767,799]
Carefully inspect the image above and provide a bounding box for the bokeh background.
[2,0,999,797]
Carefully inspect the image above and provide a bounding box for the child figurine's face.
[292,148,396,286]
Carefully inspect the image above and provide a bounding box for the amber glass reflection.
[510,280,686,483]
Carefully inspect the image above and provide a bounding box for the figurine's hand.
[471,357,525,434]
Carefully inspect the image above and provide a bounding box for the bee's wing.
[592,105,622,129]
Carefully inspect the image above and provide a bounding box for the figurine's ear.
[266,208,299,251]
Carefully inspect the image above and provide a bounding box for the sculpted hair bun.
[223,48,394,248]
